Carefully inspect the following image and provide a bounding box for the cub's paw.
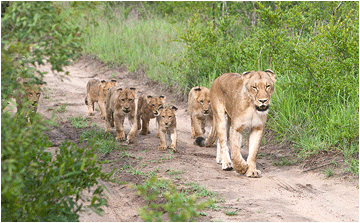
[245,168,261,178]
[126,136,135,144]
[101,116,105,120]
[170,146,177,152]
[140,130,148,135]
[158,145,167,151]
[156,133,160,138]
[116,134,126,141]
[222,161,233,171]
[89,112,94,116]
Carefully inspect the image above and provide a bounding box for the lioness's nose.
[259,99,267,103]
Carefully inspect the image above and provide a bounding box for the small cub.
[188,86,213,139]
[105,86,137,143]
[16,77,43,114]
[136,94,166,135]
[157,106,178,152]
[85,79,117,119]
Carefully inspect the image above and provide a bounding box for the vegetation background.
[1,1,358,221]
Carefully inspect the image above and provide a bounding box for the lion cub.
[16,77,43,114]
[136,94,166,135]
[105,86,137,143]
[188,86,213,140]
[85,79,117,119]
[157,106,178,152]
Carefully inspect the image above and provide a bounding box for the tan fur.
[16,77,42,113]
[198,70,276,178]
[188,86,213,140]
[85,79,117,119]
[105,86,137,143]
[157,106,178,152]
[136,94,166,136]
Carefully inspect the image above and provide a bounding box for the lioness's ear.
[242,71,250,76]
[194,87,201,91]
[265,69,276,83]
[171,106,178,112]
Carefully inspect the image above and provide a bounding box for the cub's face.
[194,87,211,115]
[100,79,117,96]
[158,106,177,127]
[146,95,166,116]
[117,87,136,113]
[24,85,42,110]
[244,69,276,112]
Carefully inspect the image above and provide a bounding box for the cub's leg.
[127,114,138,144]
[156,116,160,138]
[98,100,106,120]
[87,95,95,116]
[169,128,177,152]
[136,98,143,131]
[245,127,263,178]
[191,115,203,139]
[114,114,126,141]
[229,126,248,174]
[105,109,113,132]
[201,118,206,134]
[140,116,150,135]
[158,129,167,151]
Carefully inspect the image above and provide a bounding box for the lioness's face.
[245,70,275,112]
[117,87,136,113]
[194,87,211,115]
[146,95,165,116]
[159,106,177,127]
[100,79,117,96]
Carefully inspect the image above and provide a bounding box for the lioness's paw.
[158,145,167,151]
[216,156,222,164]
[246,169,261,178]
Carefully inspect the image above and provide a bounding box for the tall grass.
[83,6,186,94]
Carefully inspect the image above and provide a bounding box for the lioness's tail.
[195,119,217,147]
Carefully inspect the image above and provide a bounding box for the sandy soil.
[36,55,359,222]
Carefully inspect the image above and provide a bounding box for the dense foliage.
[1,2,113,221]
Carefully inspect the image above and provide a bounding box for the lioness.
[196,70,276,178]
[85,79,117,119]
[105,86,137,143]
[136,94,166,135]
[188,86,213,140]
[16,77,42,113]
[157,105,178,152]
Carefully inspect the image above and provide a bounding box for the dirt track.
[37,55,359,222]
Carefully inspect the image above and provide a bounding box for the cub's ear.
[242,71,250,76]
[117,88,123,92]
[147,95,153,98]
[101,80,106,83]
[194,87,201,91]
[130,87,136,91]
[158,105,164,111]
[171,106,178,112]
[111,79,117,82]
[159,95,166,100]
[265,69,276,83]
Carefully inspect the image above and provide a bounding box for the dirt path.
[37,55,359,222]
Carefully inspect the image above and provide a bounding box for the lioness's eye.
[169,116,172,118]
[266,85,271,89]
[152,104,155,107]
[162,116,165,118]
[37,93,41,97]
[29,93,33,96]
[121,99,125,101]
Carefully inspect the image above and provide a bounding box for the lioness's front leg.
[216,114,232,170]
[114,115,126,141]
[127,114,137,144]
[245,127,264,178]
[230,126,248,174]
